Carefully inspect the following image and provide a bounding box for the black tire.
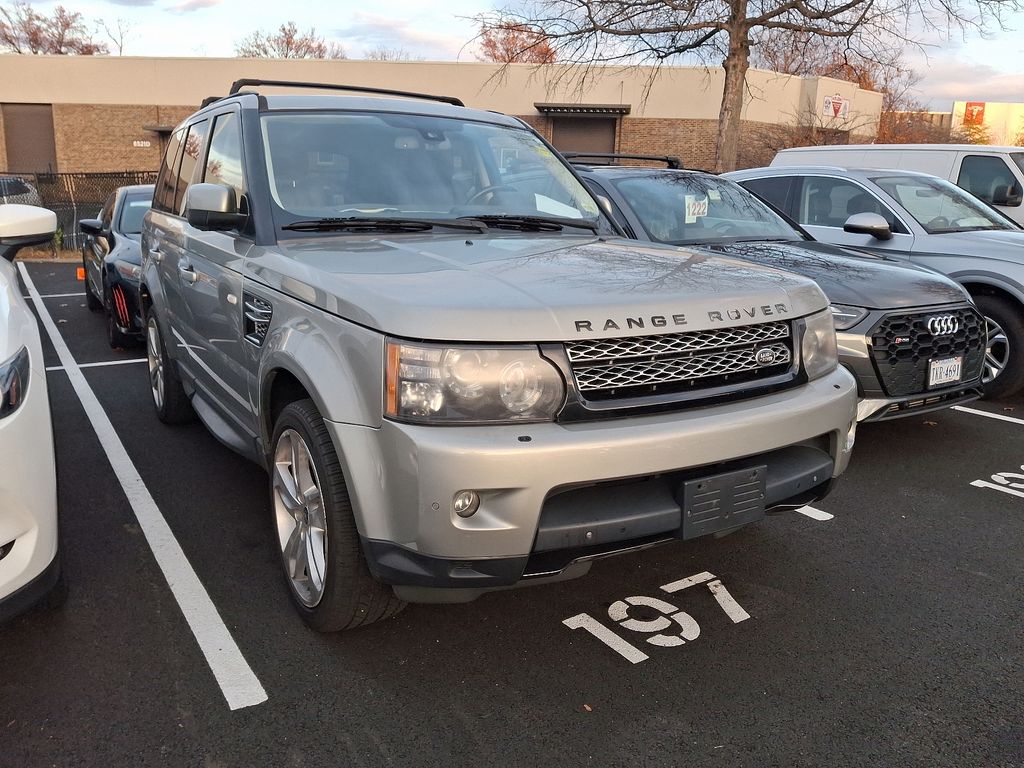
[83,256,102,312]
[145,310,194,424]
[270,398,404,632]
[105,284,134,349]
[975,294,1024,400]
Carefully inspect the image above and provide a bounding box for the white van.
[771,144,1024,226]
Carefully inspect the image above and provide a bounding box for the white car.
[0,204,63,622]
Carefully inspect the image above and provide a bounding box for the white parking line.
[23,292,87,299]
[952,405,1024,426]
[796,506,834,521]
[19,263,267,712]
[46,358,147,372]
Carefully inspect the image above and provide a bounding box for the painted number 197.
[563,571,750,664]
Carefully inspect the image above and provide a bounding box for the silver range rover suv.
[140,79,857,631]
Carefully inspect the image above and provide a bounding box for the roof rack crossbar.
[226,79,465,107]
[562,152,682,169]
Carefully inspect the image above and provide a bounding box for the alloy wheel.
[146,317,165,410]
[272,428,328,608]
[983,315,1009,384]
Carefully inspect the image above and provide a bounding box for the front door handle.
[178,263,198,284]
[148,247,163,264]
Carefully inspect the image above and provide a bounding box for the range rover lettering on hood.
[574,303,791,333]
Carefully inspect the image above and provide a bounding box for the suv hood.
[699,239,968,309]
[927,229,1024,262]
[244,234,827,342]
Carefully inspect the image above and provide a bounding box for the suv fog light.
[453,490,480,518]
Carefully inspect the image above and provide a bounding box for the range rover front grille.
[869,307,985,397]
[566,321,794,401]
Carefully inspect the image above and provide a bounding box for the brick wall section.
[515,114,552,142]
[0,109,7,172]
[51,104,193,172]
[617,118,720,170]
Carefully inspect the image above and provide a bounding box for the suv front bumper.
[839,304,985,422]
[330,367,857,600]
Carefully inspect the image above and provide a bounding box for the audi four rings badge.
[927,315,960,335]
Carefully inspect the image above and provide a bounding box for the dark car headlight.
[0,346,30,419]
[113,259,142,282]
[829,303,869,330]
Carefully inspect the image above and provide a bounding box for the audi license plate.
[928,355,963,387]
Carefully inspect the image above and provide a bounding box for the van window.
[957,155,1022,207]
[1013,153,1024,175]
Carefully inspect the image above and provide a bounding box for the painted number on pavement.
[562,571,750,664]
[971,465,1024,499]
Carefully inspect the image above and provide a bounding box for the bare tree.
[97,17,132,55]
[364,45,421,61]
[478,21,556,63]
[235,21,346,59]
[0,1,108,54]
[480,0,1022,172]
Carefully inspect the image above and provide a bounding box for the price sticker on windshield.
[685,195,709,224]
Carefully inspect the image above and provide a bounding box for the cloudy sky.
[29,0,1024,110]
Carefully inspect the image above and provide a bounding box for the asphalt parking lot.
[2,260,1022,768]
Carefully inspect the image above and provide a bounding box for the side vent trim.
[243,293,273,347]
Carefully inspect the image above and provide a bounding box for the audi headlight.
[801,309,838,381]
[113,260,142,282]
[385,340,565,424]
[829,303,869,331]
[0,346,30,419]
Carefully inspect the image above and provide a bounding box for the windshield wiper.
[461,214,599,233]
[282,217,486,233]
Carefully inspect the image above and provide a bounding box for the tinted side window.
[173,119,209,216]
[153,128,185,213]
[957,155,1022,207]
[740,176,793,216]
[204,113,246,208]
[795,176,906,233]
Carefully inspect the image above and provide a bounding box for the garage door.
[2,103,58,173]
[551,117,616,154]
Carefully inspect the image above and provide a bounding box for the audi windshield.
[872,174,1016,234]
[606,172,802,245]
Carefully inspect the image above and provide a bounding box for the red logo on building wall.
[964,102,986,126]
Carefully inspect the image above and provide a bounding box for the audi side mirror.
[185,183,246,231]
[843,212,892,241]
[79,218,106,238]
[0,204,57,262]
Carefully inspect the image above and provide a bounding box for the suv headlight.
[829,303,868,330]
[0,346,30,419]
[801,309,838,381]
[385,340,565,424]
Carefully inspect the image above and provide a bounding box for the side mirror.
[185,183,246,231]
[992,184,1023,207]
[79,218,104,236]
[843,212,892,241]
[0,204,57,262]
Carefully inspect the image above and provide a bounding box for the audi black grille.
[565,320,795,401]
[869,307,985,397]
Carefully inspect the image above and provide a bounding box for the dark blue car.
[79,184,154,348]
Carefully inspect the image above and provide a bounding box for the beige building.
[0,55,882,174]
[952,101,1024,146]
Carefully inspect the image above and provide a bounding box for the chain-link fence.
[1,171,157,250]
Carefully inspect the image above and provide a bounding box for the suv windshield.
[609,173,801,244]
[872,174,1015,233]
[260,112,600,229]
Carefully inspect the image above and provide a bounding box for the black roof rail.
[199,95,223,109]
[562,152,683,169]
[226,79,465,107]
